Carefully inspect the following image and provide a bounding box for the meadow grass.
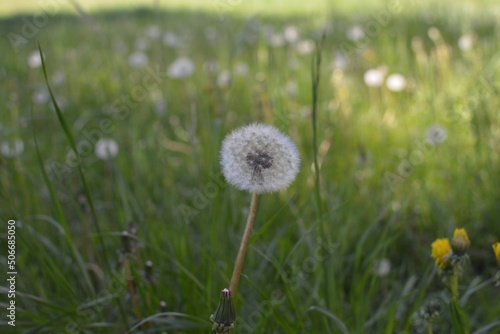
[1,0,500,333]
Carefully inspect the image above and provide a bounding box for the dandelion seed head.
[168,57,195,79]
[386,73,406,92]
[425,124,447,145]
[284,25,299,44]
[128,51,149,68]
[458,34,474,51]
[364,68,385,87]
[217,70,232,88]
[1,139,24,157]
[28,51,42,68]
[372,258,391,277]
[347,25,365,41]
[95,138,118,160]
[220,123,300,194]
[163,31,181,47]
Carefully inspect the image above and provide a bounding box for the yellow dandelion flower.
[451,228,470,255]
[431,238,452,269]
[493,242,500,266]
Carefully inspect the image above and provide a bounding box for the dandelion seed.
[28,51,42,68]
[95,138,118,160]
[425,124,447,145]
[431,238,452,269]
[128,51,149,68]
[220,123,300,194]
[386,73,406,92]
[167,57,195,79]
[458,34,474,51]
[1,139,24,157]
[364,68,385,87]
[347,25,365,41]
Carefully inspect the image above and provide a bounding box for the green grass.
[1,0,500,333]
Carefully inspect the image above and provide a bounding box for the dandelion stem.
[229,193,259,298]
[451,263,459,304]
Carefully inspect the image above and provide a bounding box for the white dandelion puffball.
[364,68,385,87]
[128,51,149,68]
[167,57,195,79]
[28,51,42,68]
[220,123,300,194]
[1,139,24,157]
[425,124,448,145]
[95,138,119,160]
[386,73,406,92]
[458,34,474,51]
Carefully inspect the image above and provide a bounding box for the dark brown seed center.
[246,150,273,170]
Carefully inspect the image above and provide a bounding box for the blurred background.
[1,0,500,333]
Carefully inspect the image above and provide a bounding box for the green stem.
[451,264,459,304]
[229,193,259,298]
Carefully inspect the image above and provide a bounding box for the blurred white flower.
[95,138,119,160]
[458,34,474,51]
[386,73,406,92]
[372,258,391,277]
[1,139,24,157]
[234,62,249,76]
[32,89,50,105]
[363,68,385,87]
[284,25,299,44]
[347,25,365,41]
[220,123,300,194]
[168,57,195,79]
[217,70,232,88]
[297,39,315,55]
[145,25,161,39]
[425,124,447,145]
[134,37,149,51]
[204,26,217,41]
[28,51,42,68]
[285,80,298,97]
[128,52,149,68]
[269,33,285,47]
[427,27,441,41]
[331,53,347,71]
[163,31,181,47]
[51,71,66,86]
[154,98,167,115]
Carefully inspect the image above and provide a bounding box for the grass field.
[1,0,500,333]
